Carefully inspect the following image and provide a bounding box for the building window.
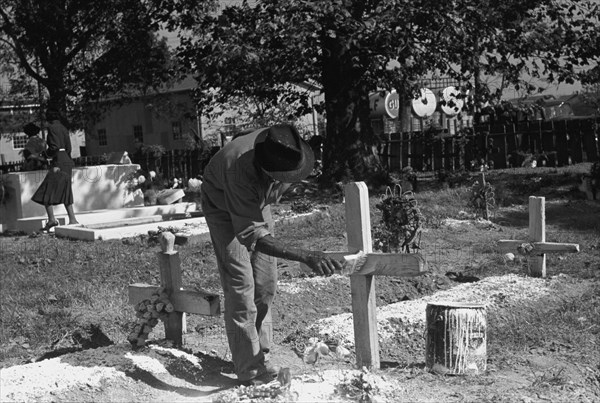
[98,129,108,146]
[12,134,27,150]
[224,116,237,135]
[133,125,143,143]
[172,121,182,140]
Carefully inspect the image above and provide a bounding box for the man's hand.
[51,167,60,173]
[303,251,343,276]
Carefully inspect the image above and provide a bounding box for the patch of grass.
[277,204,347,250]
[488,164,591,206]
[488,281,600,362]
[0,236,220,355]
[410,187,472,228]
[529,366,569,389]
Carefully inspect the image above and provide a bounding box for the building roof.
[157,75,198,93]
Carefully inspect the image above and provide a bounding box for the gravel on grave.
[283,273,564,348]
[0,342,400,402]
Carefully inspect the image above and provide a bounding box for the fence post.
[554,120,569,166]
[569,120,584,163]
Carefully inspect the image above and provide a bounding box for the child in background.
[21,122,48,171]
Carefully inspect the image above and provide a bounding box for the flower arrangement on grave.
[126,169,153,192]
[170,177,184,189]
[127,287,174,348]
[311,159,323,178]
[147,225,184,245]
[372,184,423,253]
[125,169,171,205]
[186,177,203,193]
[302,337,351,364]
[469,166,496,219]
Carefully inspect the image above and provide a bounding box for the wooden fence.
[382,117,600,172]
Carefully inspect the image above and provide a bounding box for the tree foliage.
[0,0,216,125]
[178,0,599,184]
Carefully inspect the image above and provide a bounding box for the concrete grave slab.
[56,216,208,241]
[16,202,199,234]
[1,164,144,232]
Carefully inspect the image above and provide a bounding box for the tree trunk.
[47,89,68,116]
[319,37,387,187]
[44,69,70,118]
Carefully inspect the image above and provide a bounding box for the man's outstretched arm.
[255,235,342,276]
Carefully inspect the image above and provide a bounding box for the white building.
[84,76,323,157]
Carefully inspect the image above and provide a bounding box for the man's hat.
[254,124,315,183]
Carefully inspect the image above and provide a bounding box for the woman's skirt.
[31,151,74,206]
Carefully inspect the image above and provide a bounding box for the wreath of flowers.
[127,287,175,349]
[372,184,423,253]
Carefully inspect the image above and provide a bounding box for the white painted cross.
[302,182,427,369]
[128,232,220,345]
[498,196,579,278]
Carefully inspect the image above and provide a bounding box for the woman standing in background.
[31,108,79,231]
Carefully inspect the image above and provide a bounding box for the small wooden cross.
[498,196,579,278]
[128,232,221,345]
[302,182,427,369]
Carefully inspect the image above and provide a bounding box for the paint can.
[425,301,487,375]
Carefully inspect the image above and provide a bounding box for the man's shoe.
[239,371,276,387]
[265,363,280,378]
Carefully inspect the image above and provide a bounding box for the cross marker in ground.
[498,196,579,278]
[301,182,427,369]
[128,232,220,345]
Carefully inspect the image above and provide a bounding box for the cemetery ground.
[1,164,599,402]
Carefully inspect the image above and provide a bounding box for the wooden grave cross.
[128,232,221,345]
[302,182,428,369]
[498,196,579,278]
